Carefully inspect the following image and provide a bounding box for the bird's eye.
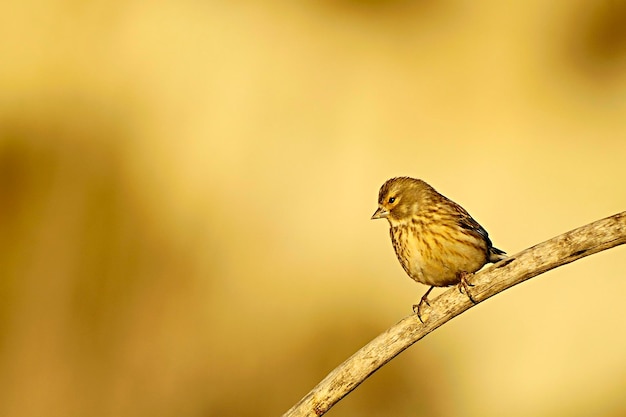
[388,197,396,204]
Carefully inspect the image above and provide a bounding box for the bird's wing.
[449,199,506,261]
[451,201,492,244]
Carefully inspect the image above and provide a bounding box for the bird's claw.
[458,271,477,304]
[412,300,428,323]
[413,286,434,323]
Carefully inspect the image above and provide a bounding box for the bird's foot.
[412,286,435,323]
[412,299,429,323]
[458,271,477,304]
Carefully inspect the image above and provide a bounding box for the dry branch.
[283,211,626,417]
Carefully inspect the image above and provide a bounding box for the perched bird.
[372,177,506,322]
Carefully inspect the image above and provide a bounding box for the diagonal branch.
[282,211,626,417]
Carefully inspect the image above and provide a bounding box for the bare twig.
[283,211,626,417]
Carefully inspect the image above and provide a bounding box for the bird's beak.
[371,206,388,220]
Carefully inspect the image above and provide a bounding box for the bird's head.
[371,177,431,224]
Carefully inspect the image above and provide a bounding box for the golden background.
[1,1,626,416]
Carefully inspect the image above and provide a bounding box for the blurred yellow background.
[1,1,626,416]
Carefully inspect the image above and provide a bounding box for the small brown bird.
[372,177,506,322]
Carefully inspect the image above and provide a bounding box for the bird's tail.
[488,246,507,263]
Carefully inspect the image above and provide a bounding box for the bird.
[371,177,506,322]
